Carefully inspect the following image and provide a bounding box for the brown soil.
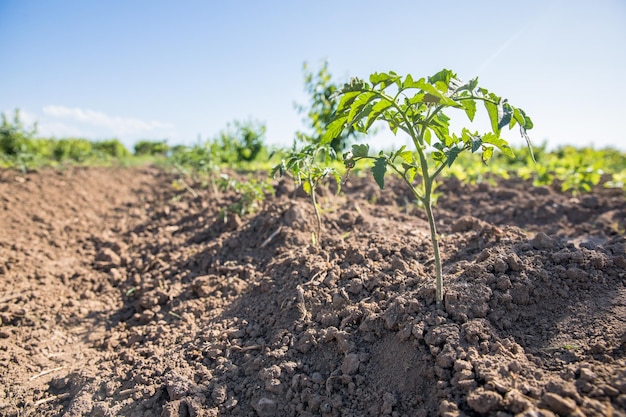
[1,165,625,417]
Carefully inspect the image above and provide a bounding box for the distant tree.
[295,61,360,153]
[134,140,170,156]
[0,109,37,156]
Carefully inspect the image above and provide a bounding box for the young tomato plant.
[218,174,274,222]
[273,143,341,245]
[324,69,534,307]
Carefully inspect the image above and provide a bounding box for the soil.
[0,165,625,417]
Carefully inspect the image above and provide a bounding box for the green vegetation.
[134,140,170,156]
[217,174,274,222]
[1,109,134,171]
[272,143,341,245]
[2,63,624,264]
[323,69,534,307]
[295,61,361,153]
[444,142,625,194]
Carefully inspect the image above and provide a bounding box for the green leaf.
[484,100,500,134]
[402,74,421,89]
[482,146,494,164]
[498,101,513,130]
[432,150,445,164]
[428,69,455,87]
[416,80,446,100]
[404,165,418,183]
[445,147,461,167]
[460,99,476,121]
[423,93,441,104]
[347,92,376,124]
[302,180,312,195]
[482,132,515,158]
[351,143,370,158]
[336,91,362,113]
[397,150,414,164]
[470,135,482,153]
[423,128,432,146]
[322,116,348,144]
[372,157,387,189]
[364,99,393,131]
[513,107,533,130]
[370,72,400,89]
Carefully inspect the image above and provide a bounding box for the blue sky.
[1,0,625,151]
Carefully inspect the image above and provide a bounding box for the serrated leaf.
[408,93,426,105]
[460,99,476,121]
[470,135,482,153]
[445,147,461,167]
[514,107,533,130]
[428,69,455,86]
[484,100,500,134]
[397,150,414,164]
[432,150,445,164]
[372,157,387,189]
[336,91,362,113]
[434,80,449,93]
[351,143,370,158]
[498,101,513,130]
[370,72,400,89]
[416,80,445,100]
[364,99,393,131]
[482,132,515,158]
[402,74,420,89]
[347,92,376,124]
[322,116,347,144]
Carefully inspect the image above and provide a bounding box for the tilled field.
[0,165,625,417]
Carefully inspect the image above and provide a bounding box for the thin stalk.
[388,152,444,308]
[423,195,443,308]
[309,182,322,246]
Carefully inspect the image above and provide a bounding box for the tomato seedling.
[324,69,534,307]
[273,143,341,245]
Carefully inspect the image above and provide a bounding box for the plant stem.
[423,196,443,308]
[310,184,322,245]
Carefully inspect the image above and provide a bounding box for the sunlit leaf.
[372,157,387,189]
[423,128,432,146]
[347,92,377,124]
[402,73,420,89]
[336,91,362,113]
[460,99,476,121]
[321,116,347,144]
[482,146,494,163]
[370,72,400,89]
[397,150,414,164]
[364,99,393,130]
[484,101,500,134]
[482,132,515,158]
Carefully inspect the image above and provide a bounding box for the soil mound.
[1,166,624,416]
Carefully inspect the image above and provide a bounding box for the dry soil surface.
[0,165,625,417]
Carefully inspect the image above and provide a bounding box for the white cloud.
[42,105,174,136]
[36,121,91,138]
